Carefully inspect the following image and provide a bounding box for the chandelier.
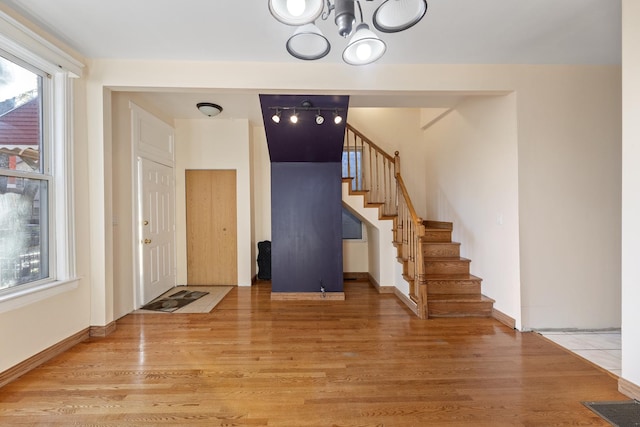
[268,0,428,65]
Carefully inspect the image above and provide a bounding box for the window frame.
[0,10,82,309]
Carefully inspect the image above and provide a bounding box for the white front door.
[138,157,176,304]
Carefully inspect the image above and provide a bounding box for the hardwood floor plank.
[0,281,626,426]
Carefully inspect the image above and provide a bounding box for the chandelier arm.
[322,0,334,20]
[356,0,363,23]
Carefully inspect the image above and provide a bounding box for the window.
[0,12,81,304]
[342,207,364,240]
[0,53,49,290]
[342,148,363,191]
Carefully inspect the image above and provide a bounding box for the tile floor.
[537,330,622,376]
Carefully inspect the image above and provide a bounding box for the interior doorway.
[185,169,238,285]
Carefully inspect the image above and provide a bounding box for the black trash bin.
[257,240,271,280]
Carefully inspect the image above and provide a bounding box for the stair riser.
[423,244,460,258]
[427,280,481,295]
[424,220,453,230]
[423,230,452,242]
[424,261,469,275]
[428,302,493,317]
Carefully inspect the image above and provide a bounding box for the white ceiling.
[2,0,622,122]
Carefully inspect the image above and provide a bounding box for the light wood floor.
[0,281,627,426]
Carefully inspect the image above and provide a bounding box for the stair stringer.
[342,181,413,305]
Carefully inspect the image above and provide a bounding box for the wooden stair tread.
[422,241,461,246]
[424,274,483,281]
[428,294,495,303]
[425,257,471,262]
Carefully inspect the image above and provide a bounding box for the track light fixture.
[268,0,427,65]
[268,101,344,126]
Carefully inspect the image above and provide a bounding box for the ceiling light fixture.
[269,0,427,65]
[268,101,345,126]
[196,102,223,117]
[286,23,331,60]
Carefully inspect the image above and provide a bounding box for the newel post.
[394,151,400,177]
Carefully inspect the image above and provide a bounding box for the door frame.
[130,102,177,309]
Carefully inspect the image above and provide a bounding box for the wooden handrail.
[343,123,398,217]
[346,124,395,163]
[396,174,420,225]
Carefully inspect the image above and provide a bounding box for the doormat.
[582,400,640,426]
[141,290,209,312]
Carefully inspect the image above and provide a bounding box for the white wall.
[343,239,369,272]
[174,119,252,286]
[515,69,621,330]
[621,0,640,395]
[422,95,522,328]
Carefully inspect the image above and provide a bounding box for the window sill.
[0,277,81,314]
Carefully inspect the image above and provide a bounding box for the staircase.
[419,220,494,317]
[343,123,494,319]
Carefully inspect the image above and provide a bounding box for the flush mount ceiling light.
[196,102,223,117]
[268,0,427,65]
[268,100,344,126]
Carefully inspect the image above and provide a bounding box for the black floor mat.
[583,400,640,426]
[141,290,208,312]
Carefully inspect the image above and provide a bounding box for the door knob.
[143,220,149,226]
[143,239,152,244]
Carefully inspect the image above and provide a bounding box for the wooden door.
[186,170,237,285]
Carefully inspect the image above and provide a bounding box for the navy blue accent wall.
[260,94,349,294]
[271,162,343,293]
